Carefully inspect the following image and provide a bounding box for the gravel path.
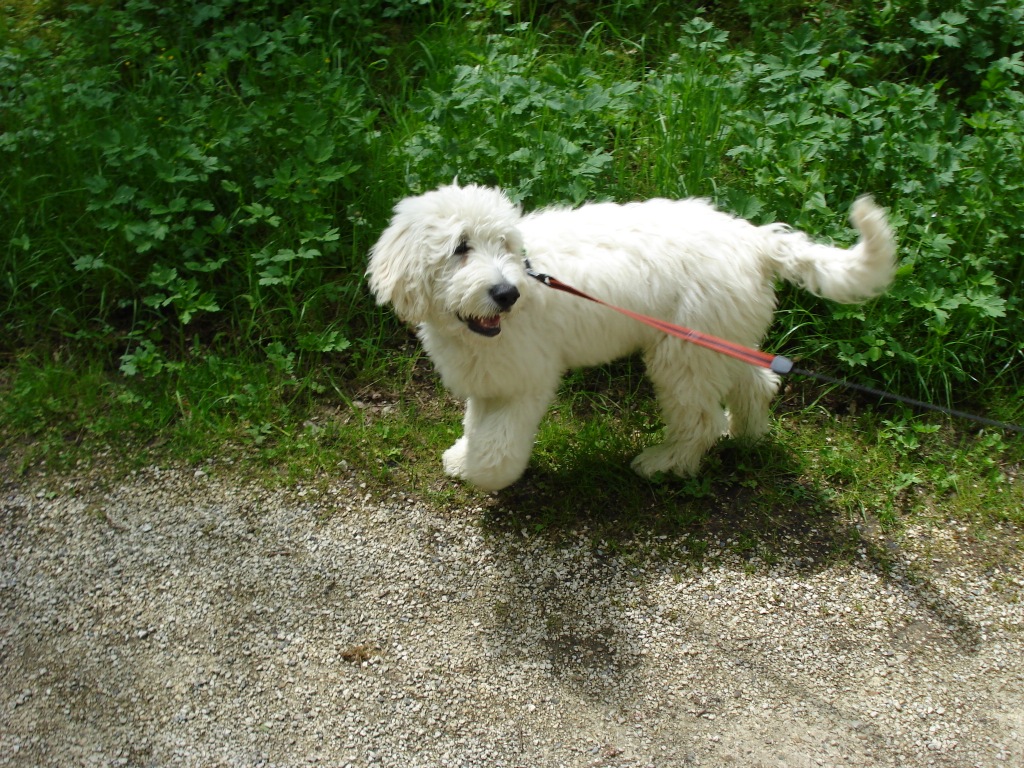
[2,460,1022,767]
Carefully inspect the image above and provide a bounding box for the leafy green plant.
[1,0,378,370]
[2,0,1022,526]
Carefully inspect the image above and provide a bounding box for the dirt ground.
[2,459,1022,767]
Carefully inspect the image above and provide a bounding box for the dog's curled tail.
[767,197,896,304]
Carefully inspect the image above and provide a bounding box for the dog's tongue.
[478,316,500,330]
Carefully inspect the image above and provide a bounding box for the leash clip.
[523,258,551,285]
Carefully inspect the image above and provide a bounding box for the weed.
[2,1,1023,554]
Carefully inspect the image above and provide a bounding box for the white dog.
[368,182,895,491]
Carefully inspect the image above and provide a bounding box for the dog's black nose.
[489,283,520,310]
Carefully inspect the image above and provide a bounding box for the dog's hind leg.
[632,346,730,478]
[443,391,553,492]
[724,365,779,440]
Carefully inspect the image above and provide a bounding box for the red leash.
[524,259,794,374]
[523,259,1024,435]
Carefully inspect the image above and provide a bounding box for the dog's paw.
[442,438,469,479]
[631,444,699,479]
[442,438,525,491]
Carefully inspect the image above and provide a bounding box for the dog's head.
[367,182,526,337]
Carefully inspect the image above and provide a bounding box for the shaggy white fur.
[368,182,896,491]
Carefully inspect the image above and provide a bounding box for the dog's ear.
[367,218,431,322]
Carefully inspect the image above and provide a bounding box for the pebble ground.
[2,462,1022,767]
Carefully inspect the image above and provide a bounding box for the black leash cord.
[790,367,1024,435]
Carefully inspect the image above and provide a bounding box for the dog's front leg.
[443,393,550,492]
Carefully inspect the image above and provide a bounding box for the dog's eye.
[453,240,470,257]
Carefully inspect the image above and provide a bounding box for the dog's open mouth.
[459,314,503,337]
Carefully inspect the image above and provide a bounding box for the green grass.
[4,342,1020,571]
[1,0,1023,563]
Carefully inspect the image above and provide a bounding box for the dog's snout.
[489,283,520,311]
